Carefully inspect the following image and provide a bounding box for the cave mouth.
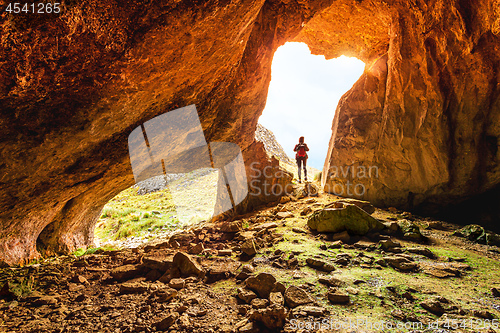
[259,42,365,172]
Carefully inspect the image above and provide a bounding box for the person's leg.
[303,158,308,181]
[296,158,302,182]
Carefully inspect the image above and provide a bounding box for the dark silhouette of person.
[294,136,309,183]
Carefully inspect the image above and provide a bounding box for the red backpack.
[297,144,306,157]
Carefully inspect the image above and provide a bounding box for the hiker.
[294,136,309,183]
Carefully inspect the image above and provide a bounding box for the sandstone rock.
[240,239,257,257]
[169,278,185,290]
[330,231,351,243]
[318,276,345,287]
[119,281,149,294]
[284,286,314,308]
[249,304,287,329]
[383,256,418,271]
[238,288,258,304]
[250,298,269,309]
[172,252,204,278]
[300,207,313,216]
[378,239,401,251]
[189,243,205,255]
[269,292,284,306]
[72,275,88,284]
[246,273,276,299]
[420,299,445,315]
[328,240,343,249]
[327,289,350,304]
[306,258,335,272]
[155,312,179,331]
[276,212,294,219]
[292,227,308,234]
[217,249,232,256]
[398,220,423,241]
[142,257,171,272]
[220,221,242,233]
[279,196,291,204]
[331,199,375,214]
[406,247,436,259]
[110,265,143,281]
[294,305,326,317]
[307,205,384,234]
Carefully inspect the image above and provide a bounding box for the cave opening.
[258,42,365,174]
[94,169,220,249]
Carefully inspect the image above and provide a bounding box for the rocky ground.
[1,184,500,333]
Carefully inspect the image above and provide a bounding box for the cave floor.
[1,188,500,333]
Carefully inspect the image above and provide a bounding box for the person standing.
[294,136,309,183]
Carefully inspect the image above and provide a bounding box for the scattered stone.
[189,243,204,255]
[155,312,179,331]
[172,252,204,278]
[333,199,375,214]
[250,298,269,309]
[346,287,359,295]
[142,257,171,272]
[327,289,350,304]
[420,299,445,315]
[276,211,294,219]
[238,288,257,303]
[473,309,494,319]
[220,221,242,233]
[241,239,257,257]
[110,264,143,281]
[300,207,313,216]
[246,273,276,298]
[295,305,326,317]
[238,321,259,333]
[330,231,351,243]
[420,262,469,278]
[154,287,178,303]
[72,275,88,284]
[273,282,286,294]
[292,227,308,234]
[406,247,436,259]
[169,278,185,290]
[249,304,287,329]
[218,249,232,256]
[383,256,418,271]
[308,204,384,234]
[398,219,423,241]
[329,240,343,249]
[269,292,284,306]
[284,286,314,308]
[279,196,291,204]
[378,239,401,251]
[306,258,335,272]
[119,281,149,294]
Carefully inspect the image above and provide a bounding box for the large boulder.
[307,204,384,234]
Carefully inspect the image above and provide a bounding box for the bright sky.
[259,42,365,170]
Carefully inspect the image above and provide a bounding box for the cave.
[2,1,500,330]
[1,0,499,266]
